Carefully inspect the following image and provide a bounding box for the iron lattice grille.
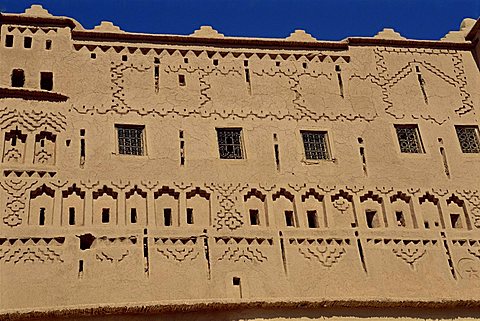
[217,128,243,159]
[117,126,144,155]
[456,126,480,153]
[302,131,330,160]
[395,126,423,153]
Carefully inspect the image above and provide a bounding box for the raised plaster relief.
[0,108,67,133]
[216,237,271,263]
[457,258,480,280]
[0,237,64,264]
[95,249,129,263]
[351,48,473,124]
[155,237,199,262]
[206,183,243,231]
[293,238,348,268]
[0,179,37,227]
[34,131,56,165]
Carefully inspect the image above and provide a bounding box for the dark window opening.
[249,209,259,226]
[39,208,46,226]
[5,34,13,47]
[302,62,307,68]
[285,210,295,227]
[116,125,144,156]
[456,126,480,153]
[233,277,241,286]
[186,208,194,224]
[179,74,186,86]
[424,221,430,229]
[164,208,172,226]
[154,57,160,64]
[213,59,218,66]
[395,211,405,227]
[395,125,424,153]
[11,69,25,87]
[91,53,96,59]
[69,207,76,225]
[217,128,244,159]
[45,40,52,50]
[366,210,378,228]
[78,260,84,273]
[40,72,53,91]
[243,60,248,67]
[130,208,137,224]
[101,208,110,223]
[24,36,32,48]
[450,214,461,229]
[307,210,318,228]
[302,131,330,160]
[275,61,280,67]
[184,58,189,63]
[122,55,127,61]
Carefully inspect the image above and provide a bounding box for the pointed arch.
[154,186,180,200]
[244,188,266,202]
[186,187,210,200]
[93,185,118,200]
[62,184,85,199]
[301,188,323,202]
[125,185,147,199]
[272,188,294,202]
[30,184,55,199]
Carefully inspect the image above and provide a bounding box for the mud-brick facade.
[1,5,480,321]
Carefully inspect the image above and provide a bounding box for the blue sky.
[1,0,479,40]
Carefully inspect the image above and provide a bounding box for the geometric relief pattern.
[291,238,348,268]
[207,183,244,231]
[0,237,65,264]
[351,48,473,124]
[155,237,200,263]
[215,237,272,263]
[0,179,37,227]
[0,107,67,133]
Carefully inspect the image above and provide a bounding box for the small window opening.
[80,129,85,136]
[233,277,241,286]
[186,208,194,224]
[424,221,430,229]
[245,68,250,83]
[302,62,307,68]
[79,233,95,250]
[45,40,52,50]
[285,210,295,227]
[244,60,248,67]
[184,58,189,63]
[40,139,45,148]
[91,53,96,59]
[434,222,439,227]
[66,139,71,147]
[366,210,378,228]
[101,208,110,223]
[450,214,461,228]
[5,34,13,47]
[122,55,128,61]
[275,61,280,67]
[39,208,46,226]
[179,74,186,86]
[213,59,218,66]
[78,260,84,273]
[11,135,17,147]
[40,72,53,91]
[164,208,172,226]
[395,211,405,227]
[23,36,32,49]
[130,208,137,224]
[179,130,184,139]
[307,210,318,228]
[249,209,259,226]
[69,207,76,225]
[154,57,160,64]
[11,69,25,87]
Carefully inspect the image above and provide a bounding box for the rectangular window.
[285,210,295,227]
[217,128,244,159]
[130,208,137,223]
[40,72,53,91]
[249,209,259,226]
[164,208,172,226]
[69,207,76,225]
[24,36,32,48]
[186,208,194,224]
[101,208,110,223]
[11,69,25,87]
[307,210,318,228]
[395,125,424,153]
[456,126,480,153]
[301,131,330,160]
[116,125,144,155]
[5,35,13,47]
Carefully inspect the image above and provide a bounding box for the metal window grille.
[395,125,423,153]
[456,126,480,153]
[302,131,330,160]
[117,126,144,155]
[217,128,243,159]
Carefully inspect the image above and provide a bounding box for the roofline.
[2,298,480,320]
[466,18,480,40]
[0,12,474,52]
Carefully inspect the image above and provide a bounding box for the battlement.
[0,5,480,321]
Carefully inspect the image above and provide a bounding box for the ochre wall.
[0,6,479,317]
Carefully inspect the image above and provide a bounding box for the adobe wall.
[0,5,480,318]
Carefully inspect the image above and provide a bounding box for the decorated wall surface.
[1,5,480,319]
